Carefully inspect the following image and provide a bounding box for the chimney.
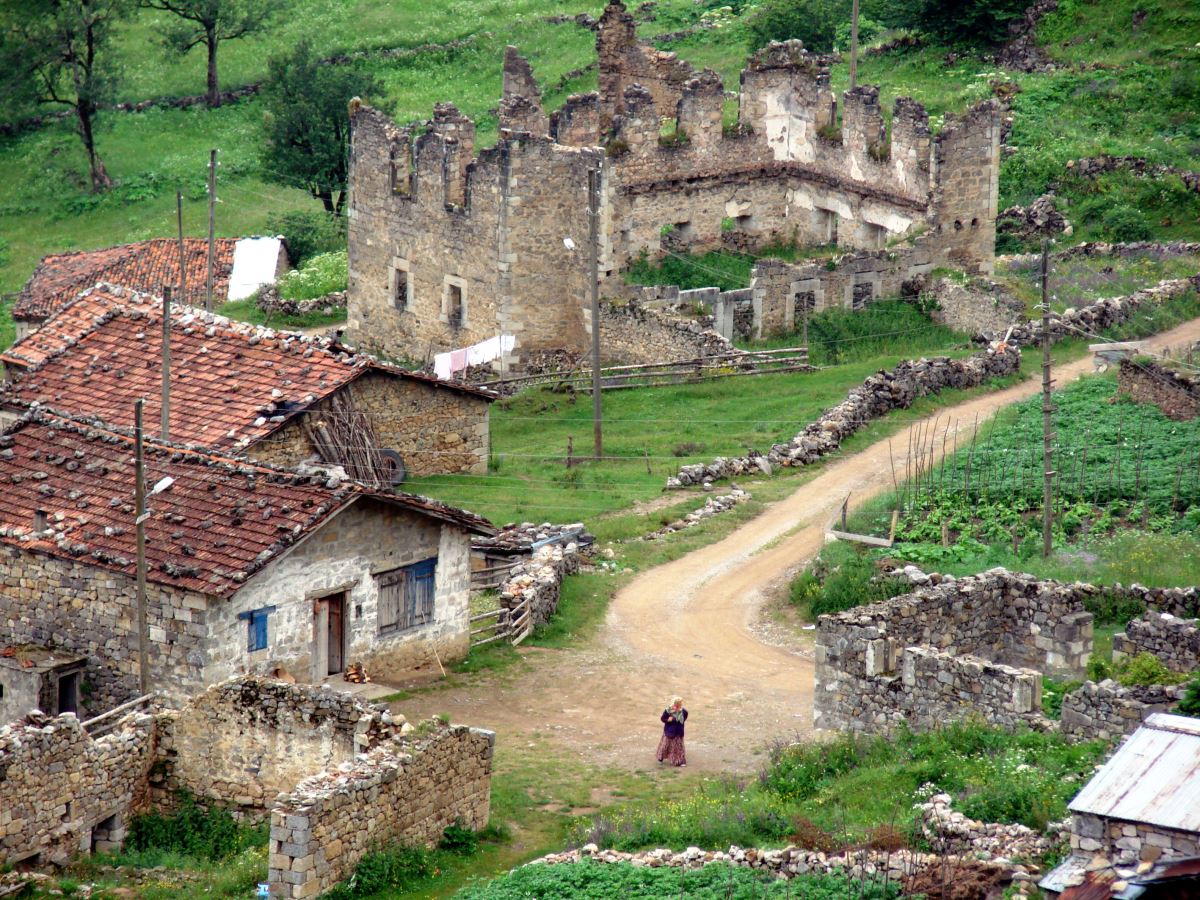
[33,508,47,532]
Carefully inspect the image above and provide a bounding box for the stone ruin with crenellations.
[345,0,1002,369]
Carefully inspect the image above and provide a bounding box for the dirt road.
[399,319,1200,774]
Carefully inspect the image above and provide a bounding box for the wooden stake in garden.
[1040,240,1054,559]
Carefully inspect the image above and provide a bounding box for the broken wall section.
[0,711,156,866]
[598,299,737,364]
[269,725,494,898]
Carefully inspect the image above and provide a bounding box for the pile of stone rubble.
[668,343,1020,487]
[529,795,1049,895]
[641,487,749,539]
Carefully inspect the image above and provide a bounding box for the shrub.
[267,209,345,267]
[326,846,434,899]
[788,546,906,618]
[747,0,845,52]
[1100,204,1153,243]
[1178,673,1200,717]
[834,16,883,49]
[126,791,265,861]
[277,250,348,301]
[439,820,478,855]
[1114,651,1187,687]
[904,0,1028,47]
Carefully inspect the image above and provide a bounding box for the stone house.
[12,236,289,340]
[1041,713,1200,898]
[0,410,493,718]
[0,284,494,477]
[345,0,1000,365]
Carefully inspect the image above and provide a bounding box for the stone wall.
[1113,611,1200,674]
[1117,357,1200,421]
[0,544,211,716]
[928,275,1027,338]
[669,342,1019,487]
[814,569,1094,734]
[154,678,401,817]
[498,539,583,628]
[598,300,736,364]
[1059,680,1186,743]
[249,371,492,476]
[269,725,494,898]
[0,711,156,866]
[1070,813,1200,867]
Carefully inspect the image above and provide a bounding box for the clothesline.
[433,334,516,380]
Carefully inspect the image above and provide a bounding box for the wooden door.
[326,595,344,675]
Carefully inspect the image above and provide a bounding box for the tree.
[0,0,134,191]
[259,41,385,216]
[140,0,279,108]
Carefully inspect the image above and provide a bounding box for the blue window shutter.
[254,612,268,651]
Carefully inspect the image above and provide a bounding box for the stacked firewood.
[343,662,371,684]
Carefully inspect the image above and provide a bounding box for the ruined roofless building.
[346,0,1001,367]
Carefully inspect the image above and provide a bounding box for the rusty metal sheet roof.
[1069,713,1200,832]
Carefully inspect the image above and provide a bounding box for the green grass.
[218,298,347,330]
[996,250,1200,315]
[574,723,1107,851]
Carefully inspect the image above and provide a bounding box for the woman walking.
[657,697,688,767]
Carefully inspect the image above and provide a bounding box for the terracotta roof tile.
[0,410,492,598]
[14,238,238,323]
[1,285,494,453]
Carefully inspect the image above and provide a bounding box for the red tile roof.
[14,238,238,323]
[1,285,494,453]
[0,411,492,598]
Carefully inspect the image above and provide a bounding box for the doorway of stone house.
[313,591,347,678]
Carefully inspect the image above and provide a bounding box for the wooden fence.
[81,692,157,737]
[469,595,532,648]
[477,347,810,393]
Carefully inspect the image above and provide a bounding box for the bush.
[326,846,435,899]
[788,546,906,618]
[905,0,1028,47]
[1100,204,1153,242]
[747,0,846,52]
[439,820,478,855]
[834,16,883,48]
[267,209,345,267]
[1114,651,1188,687]
[126,791,265,861]
[277,250,348,301]
[1178,673,1200,717]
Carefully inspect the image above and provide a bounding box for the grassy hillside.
[1,0,1198,302]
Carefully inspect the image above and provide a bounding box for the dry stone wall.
[1070,812,1200,867]
[269,725,494,898]
[1117,357,1200,421]
[814,569,1094,734]
[1059,681,1187,743]
[498,539,583,628]
[669,342,1019,487]
[928,276,1027,338]
[1112,612,1200,674]
[0,711,155,866]
[598,300,736,364]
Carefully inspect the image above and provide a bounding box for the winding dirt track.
[400,318,1200,774]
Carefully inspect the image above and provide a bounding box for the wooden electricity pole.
[175,190,187,304]
[206,149,218,312]
[588,165,603,459]
[161,286,172,440]
[849,0,860,90]
[1040,240,1054,558]
[134,398,150,695]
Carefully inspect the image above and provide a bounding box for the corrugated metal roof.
[1069,714,1200,832]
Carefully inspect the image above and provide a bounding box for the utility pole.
[176,190,187,305]
[802,296,809,353]
[134,399,150,695]
[161,286,172,440]
[1040,240,1054,558]
[588,165,603,460]
[206,149,217,312]
[849,0,860,90]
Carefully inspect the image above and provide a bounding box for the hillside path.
[397,318,1200,774]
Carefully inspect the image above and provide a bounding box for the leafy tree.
[0,0,134,191]
[259,41,385,216]
[905,0,1028,47]
[747,0,847,53]
[140,0,281,108]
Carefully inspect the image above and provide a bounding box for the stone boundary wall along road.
[269,725,494,898]
[0,711,156,866]
[1117,357,1200,421]
[668,342,1019,487]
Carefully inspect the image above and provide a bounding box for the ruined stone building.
[0,284,494,477]
[13,237,288,340]
[0,410,492,718]
[346,0,1001,365]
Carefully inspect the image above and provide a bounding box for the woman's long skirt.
[656,733,686,765]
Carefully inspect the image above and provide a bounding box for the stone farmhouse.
[13,236,288,340]
[0,284,494,478]
[0,410,493,718]
[345,0,1001,366]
